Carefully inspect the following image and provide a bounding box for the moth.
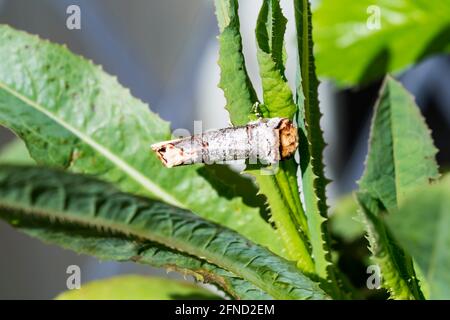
[151,117,298,168]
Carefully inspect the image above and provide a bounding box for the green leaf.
[252,0,312,273]
[386,175,450,300]
[245,167,314,274]
[0,138,34,164]
[215,1,313,272]
[314,0,450,86]
[0,25,283,255]
[0,142,268,299]
[329,194,365,243]
[294,0,332,281]
[356,192,424,299]
[40,231,272,300]
[196,164,269,219]
[0,165,328,300]
[256,0,297,119]
[215,0,259,125]
[357,76,439,299]
[56,275,220,300]
[359,76,439,211]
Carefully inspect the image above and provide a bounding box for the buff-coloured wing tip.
[151,140,184,168]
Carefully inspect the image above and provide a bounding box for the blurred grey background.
[0,0,448,299]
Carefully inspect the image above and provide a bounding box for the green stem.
[253,171,314,274]
[294,0,344,298]
[277,159,309,237]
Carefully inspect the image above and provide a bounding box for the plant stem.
[277,159,309,237]
[252,170,314,274]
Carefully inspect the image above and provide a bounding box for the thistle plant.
[0,0,448,300]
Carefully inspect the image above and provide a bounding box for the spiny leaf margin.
[293,0,332,281]
[255,0,297,119]
[0,165,327,300]
[357,76,439,299]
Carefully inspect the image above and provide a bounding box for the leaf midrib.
[0,80,184,209]
[0,198,309,300]
[387,82,400,209]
